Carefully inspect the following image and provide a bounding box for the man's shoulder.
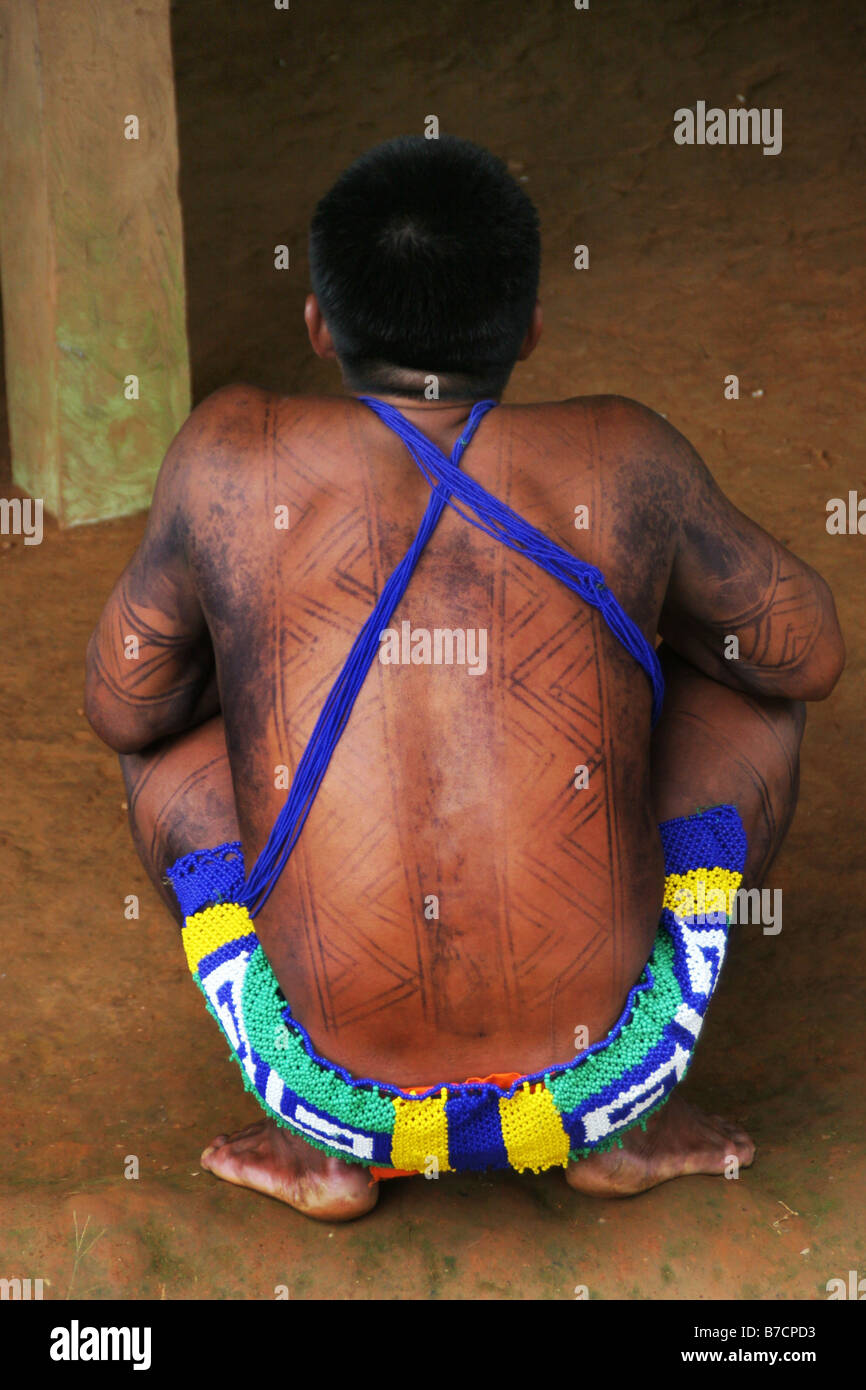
[167,382,272,470]
[528,393,693,479]
[556,392,671,436]
[184,381,300,439]
[175,384,349,481]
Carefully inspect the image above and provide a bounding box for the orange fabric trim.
[464,1070,522,1089]
[368,1071,524,1182]
[370,1165,414,1181]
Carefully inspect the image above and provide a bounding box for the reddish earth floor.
[1,0,863,1298]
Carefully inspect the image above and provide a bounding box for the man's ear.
[516,300,543,360]
[304,294,338,359]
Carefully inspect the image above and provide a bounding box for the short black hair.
[309,135,540,399]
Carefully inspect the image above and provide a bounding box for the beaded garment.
[169,806,744,1173]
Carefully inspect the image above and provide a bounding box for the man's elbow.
[92,726,152,756]
[83,668,152,754]
[84,631,149,753]
[791,631,846,702]
[83,693,149,755]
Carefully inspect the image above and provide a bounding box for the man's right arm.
[645,409,845,701]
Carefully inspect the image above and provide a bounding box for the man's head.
[306,135,541,400]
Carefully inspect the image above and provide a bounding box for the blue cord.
[239,397,663,917]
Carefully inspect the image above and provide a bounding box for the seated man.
[84,135,844,1222]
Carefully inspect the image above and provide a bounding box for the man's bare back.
[194,385,671,1086]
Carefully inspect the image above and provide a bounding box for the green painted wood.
[0,0,190,526]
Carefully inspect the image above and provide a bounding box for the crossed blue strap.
[239,396,664,917]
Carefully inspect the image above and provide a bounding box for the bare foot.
[200,1119,379,1221]
[565,1093,755,1197]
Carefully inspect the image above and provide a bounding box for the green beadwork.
[547,930,683,1114]
[240,945,396,1133]
[193,976,374,1166]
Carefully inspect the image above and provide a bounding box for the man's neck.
[348,387,498,456]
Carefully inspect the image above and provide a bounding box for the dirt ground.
[1,0,864,1300]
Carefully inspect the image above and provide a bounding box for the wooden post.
[0,0,190,526]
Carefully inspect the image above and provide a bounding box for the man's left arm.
[84,402,221,754]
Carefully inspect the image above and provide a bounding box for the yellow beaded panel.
[663,868,741,922]
[499,1082,571,1173]
[390,1090,452,1174]
[182,902,254,975]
